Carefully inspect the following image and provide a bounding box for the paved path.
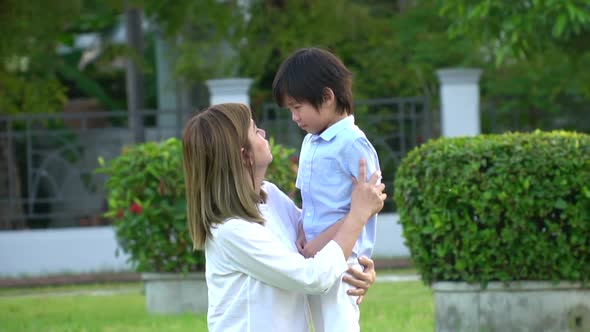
[0,287,139,298]
[0,274,421,299]
[377,274,421,283]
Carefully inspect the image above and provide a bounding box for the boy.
[272,47,380,332]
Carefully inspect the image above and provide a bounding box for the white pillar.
[205,78,253,106]
[436,68,482,137]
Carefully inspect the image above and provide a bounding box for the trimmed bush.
[266,137,299,202]
[97,138,200,273]
[97,137,298,273]
[394,130,590,285]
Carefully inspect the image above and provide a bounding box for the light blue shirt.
[296,115,380,258]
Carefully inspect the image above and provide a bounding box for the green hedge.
[394,131,590,286]
[97,137,298,273]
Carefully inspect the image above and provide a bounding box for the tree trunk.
[0,131,26,230]
[125,5,145,144]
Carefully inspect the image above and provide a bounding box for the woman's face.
[246,119,273,169]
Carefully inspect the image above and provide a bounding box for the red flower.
[116,210,124,218]
[289,155,299,164]
[129,202,143,214]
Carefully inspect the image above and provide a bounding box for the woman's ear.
[240,147,252,166]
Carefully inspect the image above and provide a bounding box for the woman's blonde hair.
[182,103,265,249]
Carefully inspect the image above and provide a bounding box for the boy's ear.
[322,87,336,105]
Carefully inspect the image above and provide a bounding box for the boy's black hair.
[272,48,353,115]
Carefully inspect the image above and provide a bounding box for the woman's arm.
[216,159,385,294]
[217,220,349,294]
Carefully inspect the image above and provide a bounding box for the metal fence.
[0,97,433,230]
[481,99,590,134]
[0,109,193,230]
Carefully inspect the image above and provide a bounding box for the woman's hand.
[350,159,386,222]
[342,256,377,305]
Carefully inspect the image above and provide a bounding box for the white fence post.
[205,78,253,106]
[436,68,482,137]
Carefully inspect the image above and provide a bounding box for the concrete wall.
[434,281,590,332]
[373,213,409,259]
[0,213,409,277]
[0,226,131,277]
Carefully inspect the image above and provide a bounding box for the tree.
[438,0,590,132]
[440,0,590,63]
[0,1,81,115]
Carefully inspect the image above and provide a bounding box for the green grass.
[0,281,433,332]
[360,282,434,332]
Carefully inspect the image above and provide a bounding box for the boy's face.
[285,95,340,135]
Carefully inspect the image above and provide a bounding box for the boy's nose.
[291,112,299,122]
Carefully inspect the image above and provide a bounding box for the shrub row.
[394,131,590,285]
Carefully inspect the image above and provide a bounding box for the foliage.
[96,137,299,272]
[363,0,478,100]
[239,0,387,100]
[97,138,202,273]
[4,0,590,126]
[237,0,471,104]
[265,137,299,204]
[140,0,248,82]
[440,0,590,63]
[137,0,590,135]
[0,0,157,115]
[439,0,590,117]
[394,131,590,286]
[0,0,81,114]
[481,50,590,133]
[58,51,125,111]
[140,0,408,101]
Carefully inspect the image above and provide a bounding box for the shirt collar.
[315,115,355,142]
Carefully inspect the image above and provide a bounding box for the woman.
[182,103,386,331]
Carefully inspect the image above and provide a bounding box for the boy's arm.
[300,217,344,258]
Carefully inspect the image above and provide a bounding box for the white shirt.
[296,115,380,257]
[205,182,349,332]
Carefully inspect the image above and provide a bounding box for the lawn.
[0,280,433,332]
